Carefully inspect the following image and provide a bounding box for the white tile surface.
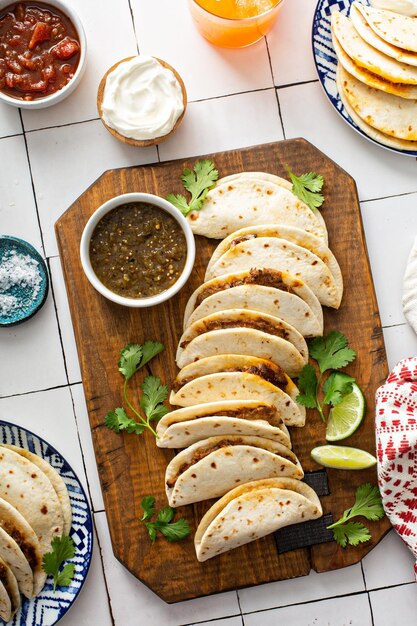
[71,383,104,512]
[0,386,88,496]
[0,289,67,397]
[382,323,417,372]
[49,256,82,384]
[95,511,240,626]
[238,564,364,613]
[243,593,372,626]
[371,583,417,626]
[21,0,138,131]
[26,119,158,257]
[361,193,417,328]
[278,82,417,202]
[362,530,415,590]
[267,0,318,86]
[0,103,22,138]
[0,135,43,253]
[131,0,273,101]
[59,529,113,626]
[159,89,283,161]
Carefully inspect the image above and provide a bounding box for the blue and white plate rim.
[0,420,93,626]
[311,0,417,158]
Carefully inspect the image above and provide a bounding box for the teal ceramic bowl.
[0,236,49,327]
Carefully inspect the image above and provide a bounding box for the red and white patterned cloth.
[376,357,417,578]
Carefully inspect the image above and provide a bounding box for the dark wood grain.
[55,139,390,602]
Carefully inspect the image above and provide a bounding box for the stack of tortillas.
[331,1,417,151]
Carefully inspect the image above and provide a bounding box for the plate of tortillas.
[312,0,417,156]
[0,421,92,625]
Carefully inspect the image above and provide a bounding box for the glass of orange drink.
[188,0,285,48]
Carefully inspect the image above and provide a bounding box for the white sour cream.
[101,56,185,141]
[371,0,417,16]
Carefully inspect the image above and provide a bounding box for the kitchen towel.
[375,357,417,578]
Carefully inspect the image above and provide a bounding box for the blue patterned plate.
[0,421,93,626]
[312,0,417,157]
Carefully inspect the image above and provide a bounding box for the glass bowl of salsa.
[0,0,86,108]
[80,193,196,309]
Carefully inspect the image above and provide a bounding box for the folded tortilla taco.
[183,268,323,337]
[205,239,342,308]
[0,556,20,621]
[177,309,308,377]
[156,400,292,449]
[0,497,45,596]
[186,175,327,240]
[194,477,322,561]
[165,435,303,507]
[3,445,72,536]
[170,371,305,426]
[354,3,417,52]
[0,525,34,599]
[207,225,342,287]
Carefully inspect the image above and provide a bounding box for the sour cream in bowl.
[97,55,187,147]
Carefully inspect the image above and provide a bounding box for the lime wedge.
[311,445,377,470]
[326,383,366,442]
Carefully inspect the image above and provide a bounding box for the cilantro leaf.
[140,340,165,368]
[156,506,175,524]
[349,484,385,522]
[105,408,145,435]
[309,331,356,374]
[322,372,356,407]
[140,376,169,422]
[167,159,219,216]
[286,166,324,211]
[159,519,191,542]
[331,522,371,548]
[296,364,318,409]
[145,523,158,542]
[118,344,143,381]
[140,496,156,521]
[42,535,75,592]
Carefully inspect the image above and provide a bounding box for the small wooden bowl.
[97,56,187,148]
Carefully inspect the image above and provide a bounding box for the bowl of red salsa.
[0,0,86,108]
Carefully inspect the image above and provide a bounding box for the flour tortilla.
[184,268,323,336]
[0,447,64,556]
[333,23,417,98]
[207,224,343,289]
[331,12,417,83]
[205,238,342,308]
[0,557,20,619]
[178,308,308,366]
[165,435,303,507]
[170,371,305,427]
[352,3,417,67]
[186,177,327,240]
[0,526,33,599]
[156,400,292,441]
[339,64,417,140]
[0,578,11,622]
[195,477,322,561]
[3,445,72,536]
[357,3,417,52]
[337,65,417,150]
[0,497,45,596]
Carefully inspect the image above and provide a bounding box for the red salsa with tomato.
[0,1,81,100]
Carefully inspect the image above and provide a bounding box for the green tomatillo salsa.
[89,202,187,299]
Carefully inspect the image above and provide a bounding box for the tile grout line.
[91,513,116,626]
[24,116,100,134]
[18,109,46,255]
[127,0,140,55]
[264,37,286,140]
[0,382,78,400]
[276,78,319,90]
[0,131,24,140]
[367,590,375,626]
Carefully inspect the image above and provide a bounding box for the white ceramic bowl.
[80,193,196,308]
[0,0,87,109]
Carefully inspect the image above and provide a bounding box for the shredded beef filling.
[172,363,287,393]
[166,438,295,488]
[195,268,295,307]
[180,316,289,349]
[1,520,38,571]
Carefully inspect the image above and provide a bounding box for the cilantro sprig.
[140,497,191,543]
[167,159,219,216]
[42,535,75,592]
[327,484,385,547]
[104,341,168,439]
[297,331,356,421]
[286,166,324,211]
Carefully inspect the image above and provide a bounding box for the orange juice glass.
[188,0,285,48]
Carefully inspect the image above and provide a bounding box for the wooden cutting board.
[55,138,390,602]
